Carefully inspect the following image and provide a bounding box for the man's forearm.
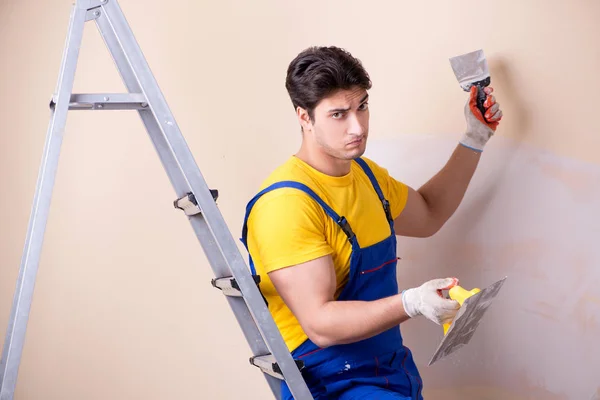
[397,85,501,237]
[418,143,481,228]
[306,294,410,348]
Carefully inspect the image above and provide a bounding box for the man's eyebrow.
[327,94,370,113]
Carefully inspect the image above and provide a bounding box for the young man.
[241,46,503,399]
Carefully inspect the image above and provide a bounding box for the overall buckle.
[337,216,356,242]
[383,199,393,222]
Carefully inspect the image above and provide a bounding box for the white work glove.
[459,85,503,152]
[401,278,461,325]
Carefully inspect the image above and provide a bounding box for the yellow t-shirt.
[246,156,409,352]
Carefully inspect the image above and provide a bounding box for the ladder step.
[173,190,219,216]
[249,354,305,380]
[211,275,260,297]
[50,93,150,111]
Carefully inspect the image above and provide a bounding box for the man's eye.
[359,103,369,110]
[332,112,343,119]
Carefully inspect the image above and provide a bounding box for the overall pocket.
[359,257,399,275]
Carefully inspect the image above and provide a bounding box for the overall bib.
[241,158,424,400]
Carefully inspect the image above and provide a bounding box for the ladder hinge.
[249,354,304,380]
[173,190,218,216]
[77,0,108,11]
[211,275,260,297]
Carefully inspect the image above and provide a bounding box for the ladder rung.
[50,93,149,110]
[173,190,218,216]
[249,354,305,380]
[211,275,260,297]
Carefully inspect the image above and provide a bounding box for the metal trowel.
[449,49,491,121]
[428,276,507,366]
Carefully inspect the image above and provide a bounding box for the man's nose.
[348,113,365,135]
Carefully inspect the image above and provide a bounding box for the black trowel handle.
[476,86,487,121]
[472,76,491,122]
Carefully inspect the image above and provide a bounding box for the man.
[241,46,503,399]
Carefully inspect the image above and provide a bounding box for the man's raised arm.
[394,86,503,238]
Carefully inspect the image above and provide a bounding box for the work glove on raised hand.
[460,86,503,152]
[401,278,461,325]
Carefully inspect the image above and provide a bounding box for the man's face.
[301,86,370,161]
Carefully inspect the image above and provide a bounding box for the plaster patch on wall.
[364,134,600,400]
[534,154,598,201]
[584,295,600,306]
[522,301,559,322]
[573,295,600,333]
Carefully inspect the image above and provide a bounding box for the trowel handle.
[442,286,481,335]
[475,85,488,122]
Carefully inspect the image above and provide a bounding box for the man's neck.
[295,147,351,177]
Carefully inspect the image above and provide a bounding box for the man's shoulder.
[247,158,327,237]
[259,157,295,187]
[251,156,323,211]
[259,156,316,188]
[353,156,397,189]
[356,156,389,176]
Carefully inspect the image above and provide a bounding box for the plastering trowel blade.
[428,276,507,366]
[449,49,491,119]
[449,49,490,91]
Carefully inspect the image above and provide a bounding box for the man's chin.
[344,149,366,160]
[348,145,367,160]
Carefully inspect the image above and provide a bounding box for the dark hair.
[285,46,372,122]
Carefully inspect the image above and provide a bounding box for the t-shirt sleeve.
[363,157,409,220]
[246,189,334,273]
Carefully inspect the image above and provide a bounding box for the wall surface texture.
[1,0,598,399]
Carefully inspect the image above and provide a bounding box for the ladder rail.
[93,3,187,192]
[0,5,88,399]
[96,1,312,398]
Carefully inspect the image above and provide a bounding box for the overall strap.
[241,181,360,273]
[354,158,395,229]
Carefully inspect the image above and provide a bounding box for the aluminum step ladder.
[0,1,312,399]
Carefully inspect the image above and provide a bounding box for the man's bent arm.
[269,254,410,348]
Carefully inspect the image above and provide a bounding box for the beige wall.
[1,0,598,399]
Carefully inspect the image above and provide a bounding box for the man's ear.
[296,106,313,133]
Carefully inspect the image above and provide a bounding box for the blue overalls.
[241,158,424,400]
